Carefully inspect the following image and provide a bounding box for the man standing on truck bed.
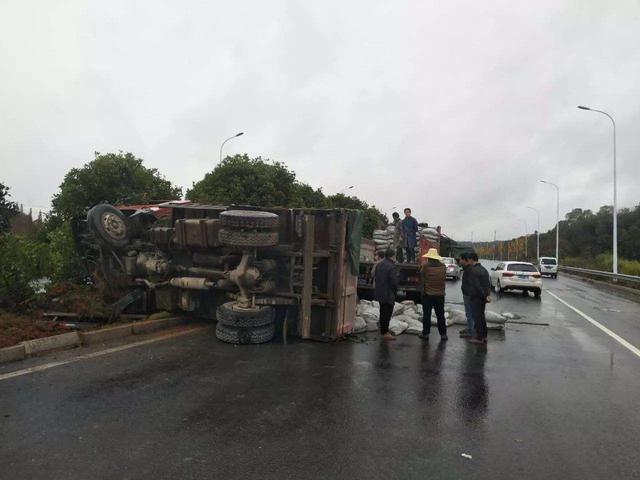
[401,208,419,263]
[374,248,399,341]
[391,212,404,263]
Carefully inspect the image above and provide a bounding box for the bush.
[44,221,85,283]
[0,233,49,308]
[562,253,640,276]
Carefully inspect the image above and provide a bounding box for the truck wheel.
[534,289,541,298]
[220,210,279,229]
[219,229,278,247]
[217,302,274,328]
[87,204,131,248]
[215,322,275,345]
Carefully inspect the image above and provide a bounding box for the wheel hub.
[101,212,126,239]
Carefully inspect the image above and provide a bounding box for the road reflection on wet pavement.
[1,265,639,479]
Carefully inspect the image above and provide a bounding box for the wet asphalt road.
[1,263,640,480]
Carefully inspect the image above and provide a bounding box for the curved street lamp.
[540,180,560,262]
[219,132,244,163]
[578,105,618,274]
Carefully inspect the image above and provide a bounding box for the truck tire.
[215,322,275,345]
[87,204,131,248]
[217,302,274,328]
[220,210,279,229]
[219,229,278,247]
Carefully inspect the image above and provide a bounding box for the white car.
[536,257,558,278]
[441,257,461,280]
[490,261,542,298]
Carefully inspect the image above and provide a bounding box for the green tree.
[187,155,300,206]
[326,194,386,237]
[188,154,386,236]
[0,182,19,232]
[52,152,182,219]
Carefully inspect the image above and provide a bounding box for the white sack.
[354,316,368,334]
[486,310,507,324]
[392,303,406,317]
[447,309,468,326]
[366,319,379,332]
[389,318,409,335]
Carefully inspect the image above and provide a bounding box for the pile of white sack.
[372,227,395,256]
[354,299,508,335]
[372,225,441,258]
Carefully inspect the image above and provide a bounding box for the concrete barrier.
[0,344,26,364]
[79,324,133,345]
[133,317,185,335]
[1,317,188,365]
[22,332,81,356]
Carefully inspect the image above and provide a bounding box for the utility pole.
[540,180,560,262]
[578,106,618,274]
[493,230,497,260]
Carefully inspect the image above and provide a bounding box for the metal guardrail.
[559,266,640,283]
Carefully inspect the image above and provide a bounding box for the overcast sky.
[1,0,639,241]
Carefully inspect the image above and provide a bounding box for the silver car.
[441,257,461,280]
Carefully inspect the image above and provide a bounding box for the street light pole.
[540,180,560,262]
[522,219,528,259]
[578,105,618,274]
[219,132,244,163]
[527,206,541,261]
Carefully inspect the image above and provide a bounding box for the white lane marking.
[547,291,640,359]
[0,327,207,382]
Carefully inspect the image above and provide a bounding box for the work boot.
[418,333,429,341]
[440,335,448,341]
[383,332,396,341]
[459,330,473,338]
[468,338,485,345]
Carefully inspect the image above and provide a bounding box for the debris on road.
[461,453,473,460]
[0,312,71,348]
[355,299,509,336]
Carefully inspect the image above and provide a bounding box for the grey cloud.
[1,0,638,241]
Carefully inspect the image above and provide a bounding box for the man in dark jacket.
[466,253,491,344]
[459,253,475,338]
[391,212,404,263]
[400,208,419,263]
[374,248,399,341]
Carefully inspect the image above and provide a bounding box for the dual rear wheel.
[215,301,276,344]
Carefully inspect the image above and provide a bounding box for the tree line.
[475,204,640,274]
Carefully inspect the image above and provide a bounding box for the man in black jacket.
[459,253,475,338]
[466,253,491,344]
[374,248,399,341]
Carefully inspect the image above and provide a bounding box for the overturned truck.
[75,202,362,344]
